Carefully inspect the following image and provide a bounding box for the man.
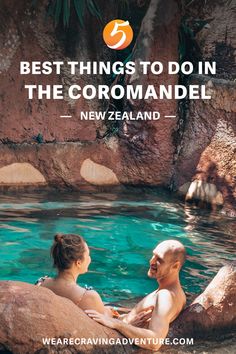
[86,240,186,351]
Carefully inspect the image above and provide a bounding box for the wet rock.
[178,180,224,206]
[195,0,236,80]
[183,0,236,80]
[169,262,236,338]
[0,281,136,354]
[173,0,236,214]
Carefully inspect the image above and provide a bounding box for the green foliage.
[43,0,128,27]
[33,133,44,144]
[120,0,129,14]
[179,20,194,64]
[73,0,85,26]
[86,0,102,21]
[32,0,130,28]
[45,0,129,27]
[46,0,101,27]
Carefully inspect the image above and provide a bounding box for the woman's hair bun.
[51,233,85,271]
[54,233,63,244]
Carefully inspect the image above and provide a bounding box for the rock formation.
[80,158,120,185]
[0,162,46,185]
[169,261,236,338]
[0,262,235,353]
[173,0,236,214]
[173,75,236,215]
[178,180,224,206]
[0,0,181,187]
[0,0,235,214]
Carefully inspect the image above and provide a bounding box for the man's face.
[148,244,174,281]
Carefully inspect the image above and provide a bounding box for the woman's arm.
[79,290,113,316]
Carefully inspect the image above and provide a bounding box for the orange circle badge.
[103,19,133,50]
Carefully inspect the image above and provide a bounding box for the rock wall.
[0,0,235,214]
[186,0,236,79]
[0,0,181,188]
[0,0,119,144]
[173,0,236,214]
[120,0,181,185]
[0,142,122,187]
[174,75,236,213]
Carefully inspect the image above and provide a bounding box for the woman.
[36,233,113,315]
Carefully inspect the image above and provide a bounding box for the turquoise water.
[0,188,235,303]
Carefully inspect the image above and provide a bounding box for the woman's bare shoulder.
[78,289,105,312]
[83,289,101,301]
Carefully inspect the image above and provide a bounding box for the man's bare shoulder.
[154,288,186,321]
[158,286,186,301]
[155,289,175,310]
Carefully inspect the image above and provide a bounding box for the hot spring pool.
[0,187,235,304]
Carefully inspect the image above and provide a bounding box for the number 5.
[108,21,130,49]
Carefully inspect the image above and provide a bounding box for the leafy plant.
[46,0,102,27]
[33,0,129,27]
[179,20,195,64]
[120,0,129,14]
[33,133,44,144]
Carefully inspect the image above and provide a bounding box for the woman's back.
[38,277,87,305]
[37,234,109,314]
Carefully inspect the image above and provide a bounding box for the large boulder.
[0,282,136,354]
[169,262,236,338]
[0,262,235,353]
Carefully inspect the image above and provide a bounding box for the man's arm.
[121,292,155,324]
[86,289,174,351]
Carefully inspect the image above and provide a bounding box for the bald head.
[154,240,186,268]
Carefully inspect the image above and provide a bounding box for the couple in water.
[37,233,186,351]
